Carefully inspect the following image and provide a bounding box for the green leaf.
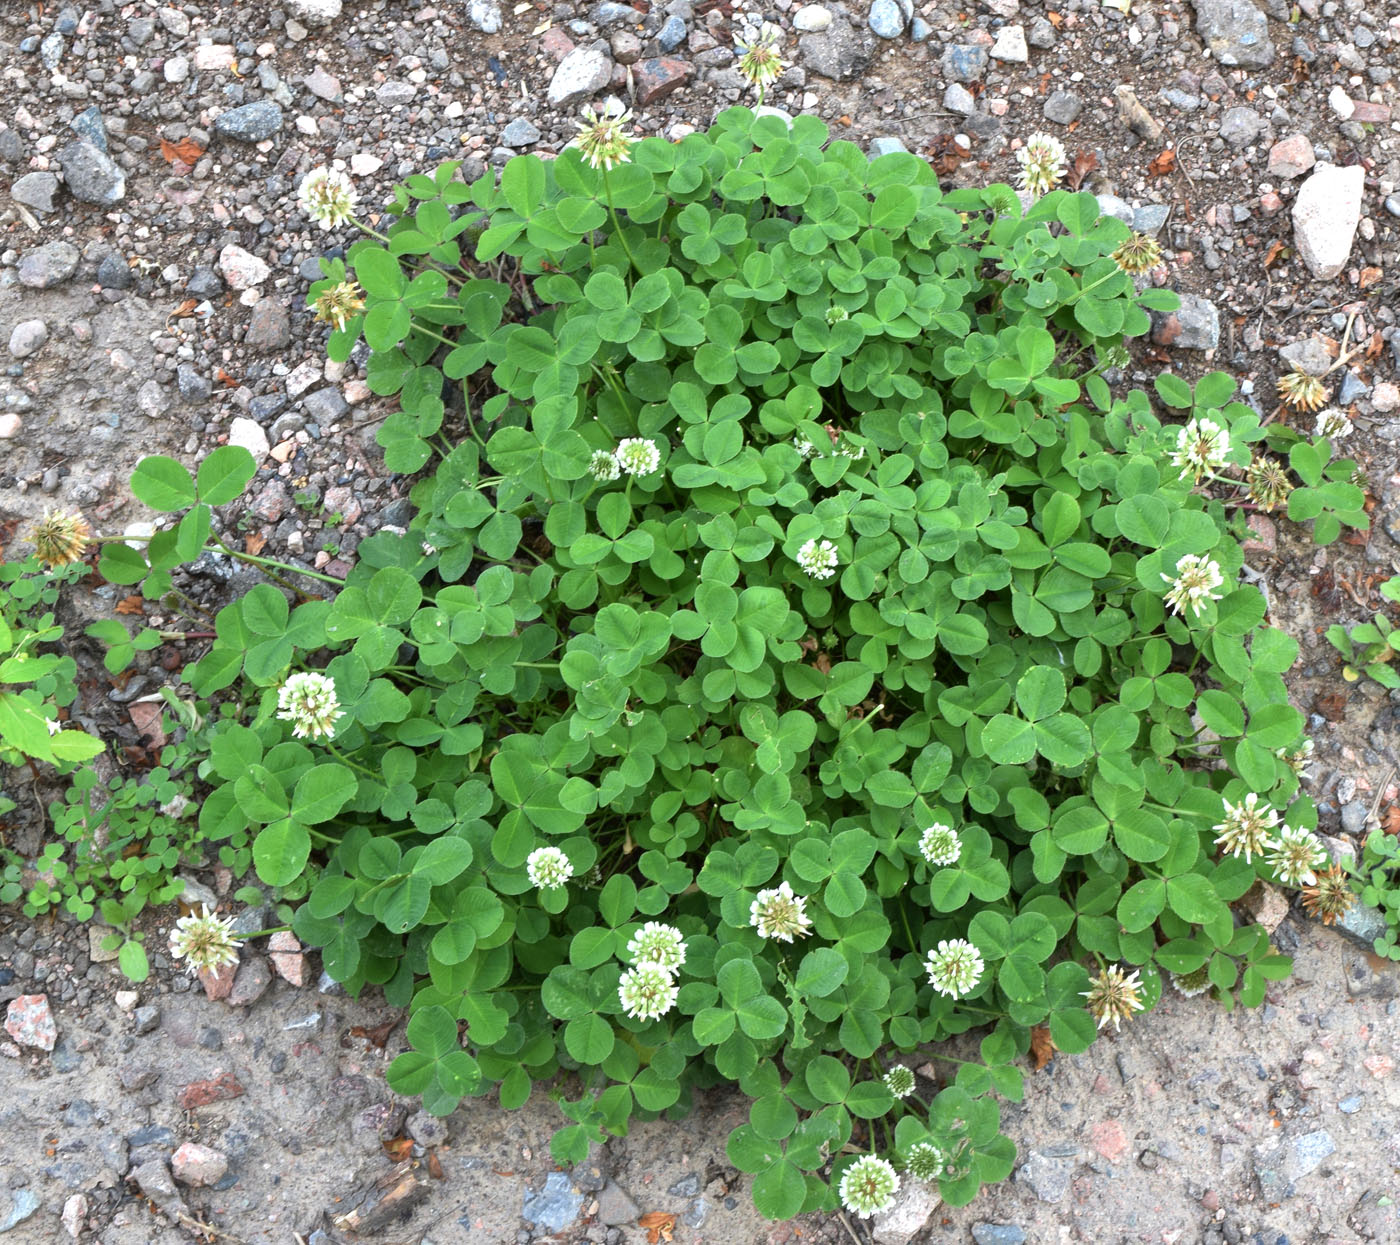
[131,455,197,512]
[983,714,1036,764]
[197,445,257,504]
[291,764,355,825]
[253,818,311,888]
[794,947,848,997]
[1016,666,1066,721]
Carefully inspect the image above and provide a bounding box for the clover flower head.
[736,22,786,103]
[313,280,366,332]
[1277,367,1327,412]
[918,823,962,867]
[1278,738,1314,778]
[1171,417,1230,481]
[905,1141,945,1182]
[1212,791,1280,863]
[617,962,679,1021]
[793,435,817,460]
[1247,454,1293,512]
[1162,553,1224,618]
[838,1155,900,1218]
[421,541,439,557]
[750,879,813,942]
[1083,963,1145,1031]
[526,845,574,891]
[297,166,357,230]
[825,305,850,325]
[1315,407,1352,440]
[275,671,343,740]
[29,509,92,568]
[625,921,686,972]
[1267,823,1328,888]
[1169,965,1212,998]
[589,448,621,481]
[614,437,661,477]
[169,905,243,977]
[796,538,840,581]
[925,938,984,999]
[883,1064,916,1099]
[573,101,636,172]
[1301,863,1354,926]
[1015,132,1067,197]
[1112,231,1164,274]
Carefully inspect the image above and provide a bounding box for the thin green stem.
[351,217,391,243]
[601,167,639,273]
[327,743,377,779]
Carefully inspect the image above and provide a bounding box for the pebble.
[8,320,48,359]
[468,0,503,33]
[0,413,22,440]
[871,1179,941,1244]
[305,68,342,101]
[1042,90,1082,124]
[500,118,542,147]
[1192,0,1275,68]
[972,1228,1027,1245]
[868,0,908,39]
[1133,204,1171,235]
[172,1142,229,1187]
[245,299,291,352]
[794,5,833,32]
[1150,293,1221,351]
[1340,799,1370,836]
[657,15,688,50]
[97,254,134,289]
[869,136,908,157]
[287,0,343,24]
[942,44,990,83]
[1292,164,1364,280]
[1328,86,1355,120]
[1218,106,1263,147]
[1267,133,1315,179]
[132,1005,161,1035]
[633,58,692,106]
[60,1194,86,1240]
[548,47,613,107]
[179,1071,246,1109]
[596,1181,639,1225]
[0,1191,40,1234]
[990,25,1029,63]
[10,171,59,213]
[375,81,417,106]
[944,84,977,115]
[227,956,272,1006]
[4,994,56,1051]
[522,1171,584,1232]
[213,100,285,142]
[219,243,271,290]
[1015,1150,1073,1201]
[17,240,80,288]
[268,931,306,986]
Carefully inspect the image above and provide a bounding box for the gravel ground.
[2,0,1400,1241]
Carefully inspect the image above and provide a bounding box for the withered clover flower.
[29,509,92,568]
[573,102,636,172]
[312,280,366,333]
[1247,455,1293,512]
[1301,863,1355,926]
[1083,963,1145,1031]
[1277,366,1328,413]
[736,23,786,104]
[1112,231,1163,274]
[169,905,243,976]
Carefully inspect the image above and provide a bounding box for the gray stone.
[40,32,65,69]
[799,18,874,80]
[521,1171,583,1232]
[177,364,213,403]
[1277,337,1332,376]
[1151,293,1220,351]
[572,1141,610,1192]
[500,118,542,147]
[1218,106,1264,147]
[871,1179,941,1244]
[17,241,80,288]
[793,4,833,31]
[69,106,108,152]
[1338,370,1368,404]
[228,956,272,1006]
[1336,898,1387,950]
[58,140,125,205]
[868,0,908,39]
[547,48,613,107]
[1282,1130,1335,1180]
[990,24,1028,62]
[468,0,503,33]
[245,299,291,352]
[287,0,343,24]
[131,1159,184,1218]
[405,1110,449,1147]
[1133,204,1171,236]
[132,1005,161,1035]
[1027,16,1056,47]
[944,83,977,115]
[591,2,639,23]
[213,101,285,142]
[303,388,348,423]
[942,44,989,82]
[667,1174,702,1198]
[304,67,341,101]
[1015,1150,1073,1201]
[657,15,687,49]
[910,15,931,39]
[11,172,59,213]
[868,136,908,158]
[137,380,170,418]
[375,81,416,106]
[1292,163,1363,280]
[97,254,133,288]
[1191,0,1275,67]
[187,267,224,297]
[1042,90,1082,124]
[8,320,48,359]
[596,1181,639,1225]
[1339,1094,1363,1114]
[972,1228,1026,1245]
[1096,194,1136,225]
[0,1190,40,1234]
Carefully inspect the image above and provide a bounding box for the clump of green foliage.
[1324,575,1400,688]
[92,109,1368,1218]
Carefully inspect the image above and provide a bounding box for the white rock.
[793,4,834,30]
[61,1194,87,1240]
[172,1142,229,1187]
[1292,163,1364,280]
[286,0,342,25]
[8,319,48,358]
[218,243,270,290]
[872,1181,942,1245]
[753,106,795,128]
[1328,85,1354,120]
[547,47,613,107]
[0,413,21,439]
[164,56,190,84]
[350,153,383,176]
[194,44,236,71]
[227,417,270,460]
[114,990,139,1011]
[990,24,1029,62]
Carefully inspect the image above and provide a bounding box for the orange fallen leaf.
[382,1136,413,1161]
[214,367,239,388]
[160,136,206,165]
[1263,240,1286,268]
[1046,9,1064,25]
[1360,266,1383,290]
[1030,1024,1056,1071]
[115,595,145,615]
[244,531,267,555]
[1366,331,1385,361]
[639,1212,676,1243]
[1148,149,1176,176]
[348,1016,396,1048]
[426,1150,445,1179]
[1382,805,1400,835]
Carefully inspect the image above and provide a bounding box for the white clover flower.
[1278,739,1314,778]
[526,845,574,890]
[838,1155,899,1218]
[1212,792,1280,863]
[736,22,786,104]
[276,671,344,740]
[749,880,813,943]
[905,1141,945,1182]
[1266,823,1328,888]
[883,1065,915,1099]
[793,436,817,460]
[1171,417,1231,481]
[312,279,366,332]
[421,541,438,556]
[1083,963,1145,1031]
[825,305,849,325]
[1315,408,1352,440]
[625,921,686,972]
[614,438,661,477]
[1162,553,1225,618]
[1015,132,1067,198]
[297,166,357,230]
[169,905,243,977]
[925,938,984,999]
[918,823,962,867]
[573,102,636,172]
[589,449,621,481]
[617,962,679,1021]
[796,538,839,581]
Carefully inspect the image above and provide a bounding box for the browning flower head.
[1112,231,1164,274]
[573,102,636,172]
[1301,863,1355,926]
[1315,407,1353,440]
[29,509,92,568]
[1083,963,1145,1031]
[169,905,243,976]
[736,22,786,103]
[1015,132,1067,198]
[1247,455,1293,512]
[313,280,366,333]
[297,166,357,230]
[1277,367,1327,412]
[1169,965,1212,998]
[1278,738,1314,778]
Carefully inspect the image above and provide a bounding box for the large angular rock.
[799,16,875,80]
[213,100,285,142]
[872,1180,941,1244]
[1191,0,1275,67]
[17,241,79,288]
[1150,293,1220,351]
[58,140,125,205]
[547,47,612,106]
[1292,164,1363,281]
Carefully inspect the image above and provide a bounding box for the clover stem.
[231,926,292,940]
[601,167,639,273]
[326,743,377,779]
[351,217,391,243]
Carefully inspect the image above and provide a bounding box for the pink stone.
[179,1071,246,1109]
[1372,382,1400,413]
[172,1142,229,1187]
[1364,1054,1394,1079]
[1350,100,1391,123]
[1258,192,1284,216]
[632,57,692,105]
[268,931,306,986]
[200,961,238,1001]
[1242,512,1276,556]
[1091,1119,1129,1163]
[4,994,56,1051]
[128,700,167,748]
[540,28,575,61]
[1266,133,1315,179]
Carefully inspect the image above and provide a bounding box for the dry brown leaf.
[1046,9,1064,25]
[1030,1024,1056,1071]
[1359,266,1383,290]
[639,1212,676,1243]
[1065,150,1097,191]
[1366,331,1385,361]
[426,1150,445,1180]
[1382,805,1400,835]
[382,1136,413,1161]
[813,651,833,675]
[1263,240,1286,268]
[244,531,267,555]
[160,136,205,165]
[115,595,145,615]
[349,1016,397,1048]
[1148,149,1176,177]
[214,367,239,388]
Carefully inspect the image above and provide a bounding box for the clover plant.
[98,108,1370,1219]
